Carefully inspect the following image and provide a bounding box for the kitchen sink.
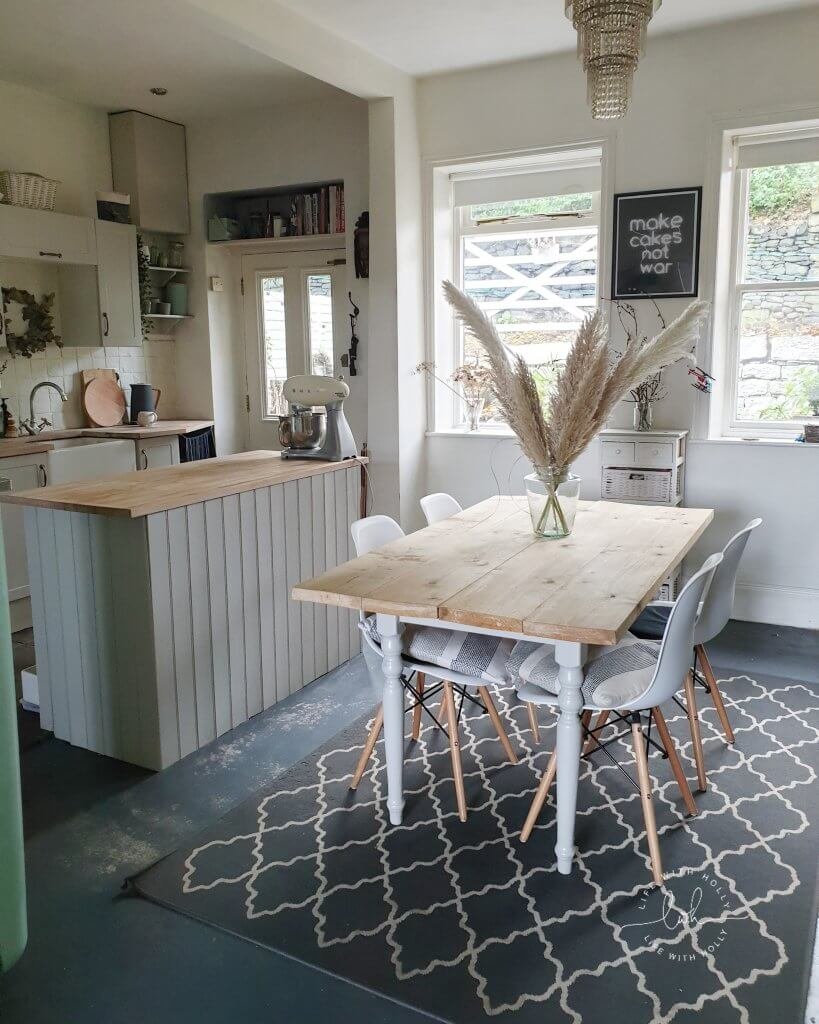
[38,436,106,450]
[35,435,137,484]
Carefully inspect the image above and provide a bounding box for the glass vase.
[525,468,581,539]
[633,399,653,431]
[465,395,485,431]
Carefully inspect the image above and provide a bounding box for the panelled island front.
[0,452,364,769]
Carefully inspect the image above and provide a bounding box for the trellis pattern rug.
[133,672,819,1024]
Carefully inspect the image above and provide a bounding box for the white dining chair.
[349,514,519,821]
[420,492,463,525]
[419,490,545,746]
[629,518,762,786]
[514,552,722,885]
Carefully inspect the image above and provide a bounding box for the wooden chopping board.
[83,377,127,427]
[80,369,120,426]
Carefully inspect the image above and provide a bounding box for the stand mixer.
[278,375,357,462]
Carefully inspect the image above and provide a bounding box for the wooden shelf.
[146,313,192,320]
[147,265,192,273]
[207,232,345,250]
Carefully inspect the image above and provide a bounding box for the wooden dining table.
[293,496,713,875]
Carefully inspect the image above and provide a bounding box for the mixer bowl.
[278,409,326,450]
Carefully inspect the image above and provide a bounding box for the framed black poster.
[611,186,702,299]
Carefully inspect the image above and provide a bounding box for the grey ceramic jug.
[130,383,161,425]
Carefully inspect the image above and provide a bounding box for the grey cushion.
[630,604,670,642]
[362,615,512,685]
[509,635,660,709]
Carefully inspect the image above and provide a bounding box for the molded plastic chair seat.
[420,492,463,526]
[362,614,512,686]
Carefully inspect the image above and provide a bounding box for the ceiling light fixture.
[565,0,661,120]
[150,87,168,96]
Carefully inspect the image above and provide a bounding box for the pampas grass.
[442,280,709,475]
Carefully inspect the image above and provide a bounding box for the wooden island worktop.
[7,452,365,770]
[0,450,367,517]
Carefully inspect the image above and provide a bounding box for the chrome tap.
[21,380,67,435]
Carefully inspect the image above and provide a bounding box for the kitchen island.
[1,452,364,769]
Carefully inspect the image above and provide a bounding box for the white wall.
[417,8,819,627]
[184,94,370,456]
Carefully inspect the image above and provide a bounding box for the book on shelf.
[288,184,345,238]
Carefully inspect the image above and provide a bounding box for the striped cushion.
[509,635,660,709]
[362,616,512,685]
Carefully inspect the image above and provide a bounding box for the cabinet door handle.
[103,312,110,337]
[38,251,62,259]
[37,463,48,487]
[141,449,149,470]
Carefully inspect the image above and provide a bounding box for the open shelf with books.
[205,180,346,244]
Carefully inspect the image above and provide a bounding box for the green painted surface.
[0,516,26,972]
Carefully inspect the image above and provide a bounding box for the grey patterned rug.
[133,672,819,1024]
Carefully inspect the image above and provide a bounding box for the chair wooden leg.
[479,686,518,764]
[683,670,708,793]
[443,682,467,822]
[696,644,735,745]
[520,750,556,842]
[583,710,610,755]
[350,706,383,790]
[411,672,425,741]
[652,706,698,817]
[631,720,664,886]
[526,702,541,744]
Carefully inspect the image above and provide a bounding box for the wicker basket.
[0,171,60,211]
[602,467,672,503]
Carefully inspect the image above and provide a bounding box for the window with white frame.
[431,149,602,430]
[715,125,819,436]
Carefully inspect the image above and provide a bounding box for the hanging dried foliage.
[2,286,62,358]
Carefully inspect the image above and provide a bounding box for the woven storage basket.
[602,467,672,503]
[0,171,60,211]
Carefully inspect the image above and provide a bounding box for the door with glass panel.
[241,249,347,450]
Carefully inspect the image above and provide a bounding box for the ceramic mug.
[137,411,158,427]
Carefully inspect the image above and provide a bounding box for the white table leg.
[554,640,586,875]
[376,613,404,825]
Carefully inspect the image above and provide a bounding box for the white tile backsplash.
[0,341,178,430]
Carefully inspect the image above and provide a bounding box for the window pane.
[261,275,287,417]
[742,161,819,283]
[307,273,335,376]
[736,289,819,422]
[461,225,598,424]
[470,192,593,221]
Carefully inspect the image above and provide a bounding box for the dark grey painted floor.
[1,620,817,1023]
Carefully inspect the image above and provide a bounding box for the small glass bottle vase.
[633,399,653,431]
[464,395,486,431]
[525,468,581,539]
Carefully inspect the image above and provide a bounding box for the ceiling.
[0,0,342,121]
[273,0,819,76]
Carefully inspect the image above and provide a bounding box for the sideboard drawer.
[601,441,635,466]
[635,441,674,468]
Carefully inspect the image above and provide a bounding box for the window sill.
[426,427,516,439]
[694,436,818,449]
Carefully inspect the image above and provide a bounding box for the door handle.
[140,449,149,470]
[38,251,62,259]
[37,464,48,487]
[103,312,110,337]
[326,258,346,266]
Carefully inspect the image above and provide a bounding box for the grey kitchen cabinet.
[0,205,97,265]
[59,221,141,347]
[1,454,47,604]
[109,111,190,235]
[136,436,180,470]
[96,221,141,346]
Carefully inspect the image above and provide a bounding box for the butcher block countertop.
[0,450,366,518]
[0,420,213,459]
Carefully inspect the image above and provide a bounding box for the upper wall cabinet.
[109,111,190,235]
[59,222,141,348]
[0,205,97,265]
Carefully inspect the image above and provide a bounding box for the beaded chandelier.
[565,0,662,119]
